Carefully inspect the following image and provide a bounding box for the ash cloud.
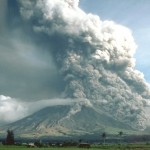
[0,0,149,129]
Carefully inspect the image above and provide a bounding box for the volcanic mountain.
[0,104,140,138]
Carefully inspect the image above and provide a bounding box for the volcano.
[0,104,140,138]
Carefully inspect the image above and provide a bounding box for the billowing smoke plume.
[6,0,150,129]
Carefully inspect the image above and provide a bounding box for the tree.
[6,130,14,145]
[118,131,123,144]
[102,132,106,145]
[79,139,82,143]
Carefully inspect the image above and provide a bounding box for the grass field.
[0,144,150,150]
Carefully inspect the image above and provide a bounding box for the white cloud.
[0,95,28,124]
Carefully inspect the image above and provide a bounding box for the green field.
[1,144,150,150]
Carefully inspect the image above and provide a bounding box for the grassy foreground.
[0,144,150,150]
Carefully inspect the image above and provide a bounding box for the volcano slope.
[0,105,141,138]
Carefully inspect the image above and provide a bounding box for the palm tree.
[118,131,123,144]
[102,132,106,145]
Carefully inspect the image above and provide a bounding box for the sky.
[79,0,150,82]
[0,0,150,129]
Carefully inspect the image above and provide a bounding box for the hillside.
[0,105,142,138]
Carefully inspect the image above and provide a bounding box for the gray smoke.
[5,0,150,129]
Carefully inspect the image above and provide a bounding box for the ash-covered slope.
[0,105,135,137]
[2,106,71,137]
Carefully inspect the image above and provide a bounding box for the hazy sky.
[79,0,150,82]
